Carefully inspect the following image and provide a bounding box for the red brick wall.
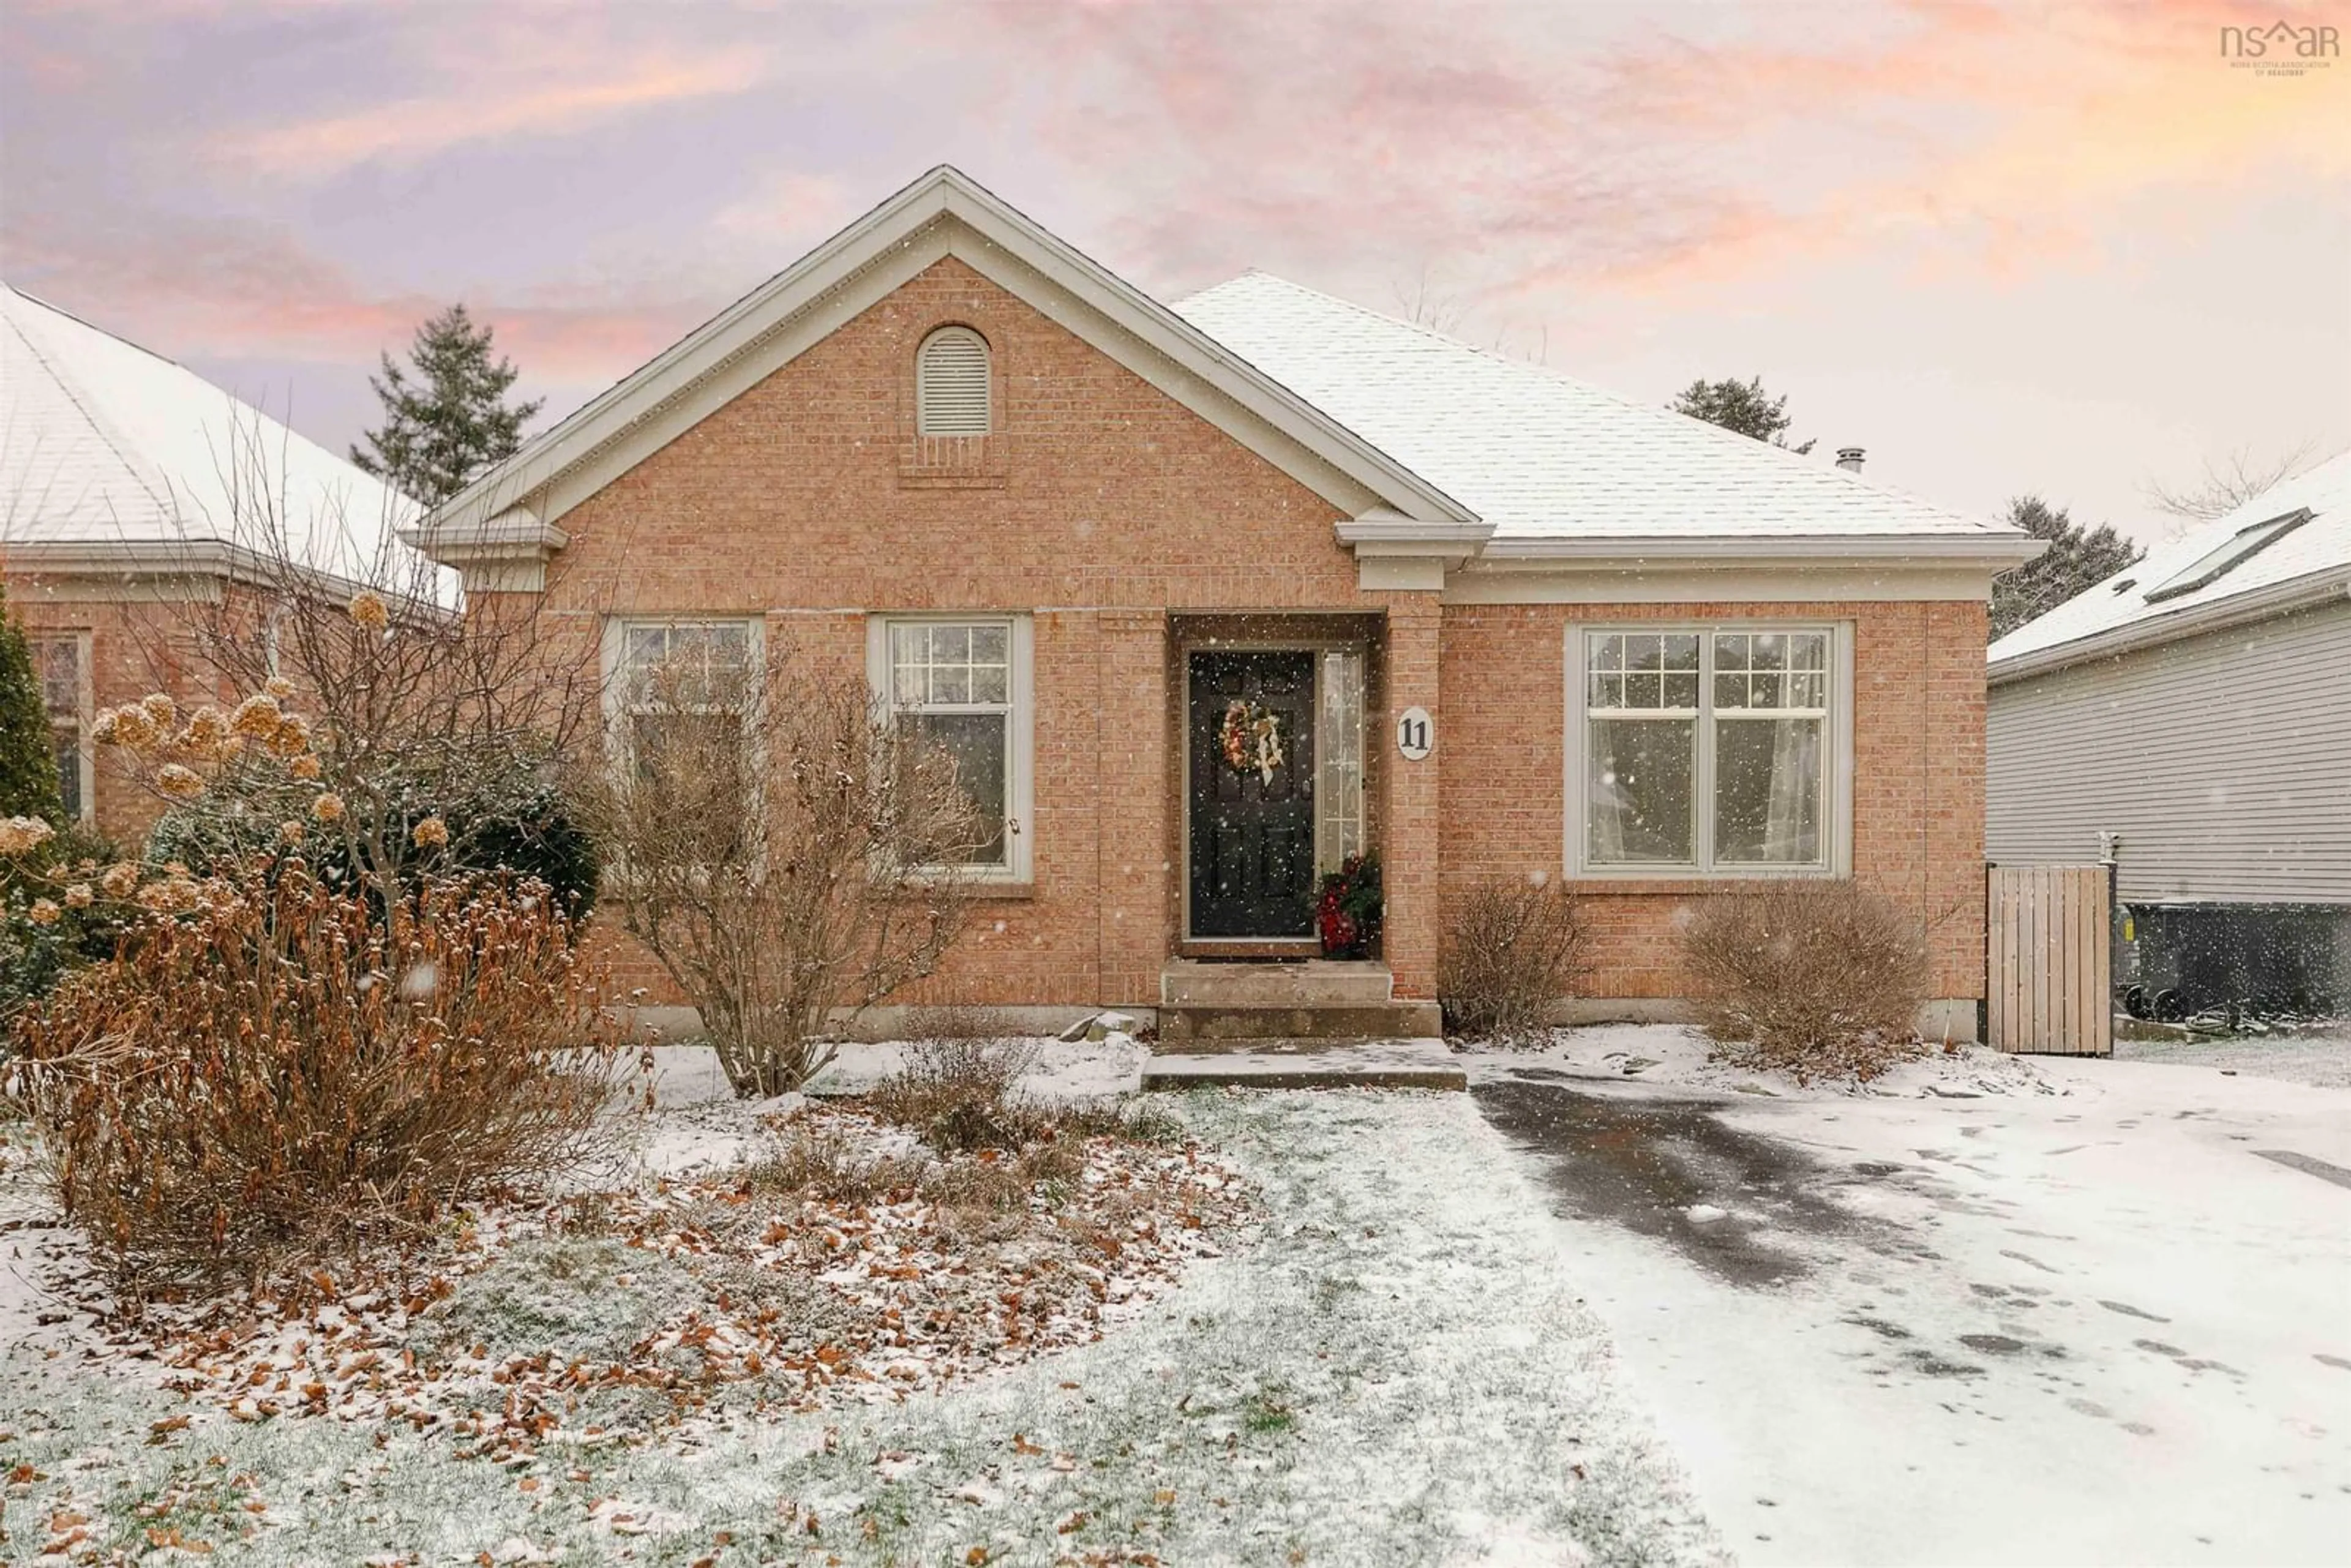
[528,257,1370,1010]
[232,252,1992,1020]
[4,580,269,846]
[1438,600,1990,1003]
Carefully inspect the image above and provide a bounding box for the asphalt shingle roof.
[1,282,427,590]
[1172,271,2014,544]
[1988,447,2351,671]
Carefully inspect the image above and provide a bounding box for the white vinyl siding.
[915,326,991,437]
[1988,599,2351,904]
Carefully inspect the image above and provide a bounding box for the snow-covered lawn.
[0,1051,1722,1566]
[1466,1025,2351,1567]
[16,1022,2333,1564]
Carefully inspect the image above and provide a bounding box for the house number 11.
[1396,706,1434,760]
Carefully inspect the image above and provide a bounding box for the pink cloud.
[219,44,770,179]
[964,0,2349,305]
[4,211,708,381]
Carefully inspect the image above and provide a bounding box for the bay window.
[1570,625,1849,875]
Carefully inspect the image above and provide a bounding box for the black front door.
[1188,650,1316,937]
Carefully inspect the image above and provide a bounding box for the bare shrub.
[870,1035,1042,1153]
[1439,877,1589,1041]
[1052,1098,1183,1146]
[902,1004,1018,1040]
[1679,879,1929,1082]
[10,865,619,1300]
[742,1126,917,1206]
[864,1025,1179,1162]
[572,644,986,1098]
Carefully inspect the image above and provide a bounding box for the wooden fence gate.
[1986,864,2113,1056]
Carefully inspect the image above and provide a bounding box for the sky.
[2,0,2345,543]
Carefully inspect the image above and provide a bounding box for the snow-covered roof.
[0,281,439,596]
[1172,271,2019,547]
[1989,447,2351,680]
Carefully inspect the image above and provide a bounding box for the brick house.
[1,280,428,842]
[411,167,2033,1040]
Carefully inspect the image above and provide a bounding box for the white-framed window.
[1316,647,1366,875]
[915,325,991,437]
[869,615,1033,881]
[604,618,760,778]
[29,632,92,823]
[1565,624,1853,876]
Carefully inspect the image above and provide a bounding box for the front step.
[1157,1000,1444,1043]
[1157,957,1436,1041]
[1160,957,1396,1008]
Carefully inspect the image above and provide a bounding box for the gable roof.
[1988,447,2351,682]
[1172,271,2025,557]
[1,282,436,595]
[411,165,1475,554]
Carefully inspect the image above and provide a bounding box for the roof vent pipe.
[1835,447,1866,473]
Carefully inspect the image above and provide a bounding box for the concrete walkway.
[1142,1036,1465,1090]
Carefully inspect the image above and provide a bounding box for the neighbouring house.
[410,166,2038,1040]
[0,281,425,839]
[1989,448,2351,1021]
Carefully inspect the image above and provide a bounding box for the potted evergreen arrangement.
[1316,853,1382,959]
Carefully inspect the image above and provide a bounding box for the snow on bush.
[8,863,622,1300]
[1441,876,1590,1041]
[1679,879,1929,1082]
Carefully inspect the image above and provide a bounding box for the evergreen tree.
[1672,375,1817,454]
[0,593,67,826]
[351,304,542,508]
[1989,495,2145,640]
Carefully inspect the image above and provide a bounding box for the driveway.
[1472,1049,2351,1566]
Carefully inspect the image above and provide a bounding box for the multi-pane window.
[885,621,1014,869]
[613,620,757,782]
[1581,628,1832,871]
[30,634,89,822]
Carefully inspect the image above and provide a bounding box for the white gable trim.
[408,167,1475,559]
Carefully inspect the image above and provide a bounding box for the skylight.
[2142,508,2313,602]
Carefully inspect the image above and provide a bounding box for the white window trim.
[600,616,765,770]
[1563,621,1854,879]
[866,613,1034,884]
[39,631,96,827]
[1313,647,1367,877]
